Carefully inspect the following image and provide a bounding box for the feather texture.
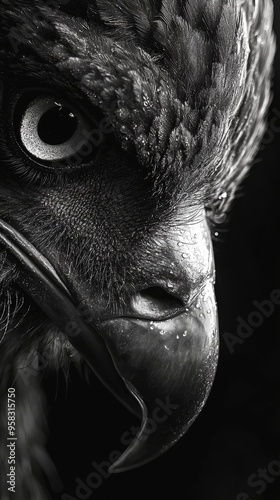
[0,0,276,218]
[0,1,276,498]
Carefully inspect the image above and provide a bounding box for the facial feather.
[0,0,275,220]
[0,0,275,391]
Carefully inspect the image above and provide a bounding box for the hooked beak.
[100,288,219,473]
[0,218,219,473]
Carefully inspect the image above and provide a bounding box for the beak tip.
[108,464,126,474]
[108,457,138,474]
[108,435,157,474]
[108,464,118,474]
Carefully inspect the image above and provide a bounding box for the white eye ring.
[19,96,92,162]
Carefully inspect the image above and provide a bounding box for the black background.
[45,4,280,500]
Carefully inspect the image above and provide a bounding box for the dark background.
[45,5,280,500]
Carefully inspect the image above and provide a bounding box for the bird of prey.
[0,0,275,499]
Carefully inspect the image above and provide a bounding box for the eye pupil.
[37,105,78,146]
[15,93,99,166]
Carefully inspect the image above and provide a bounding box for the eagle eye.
[13,92,103,170]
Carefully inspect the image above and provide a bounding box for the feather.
[0,0,275,219]
[0,1,276,497]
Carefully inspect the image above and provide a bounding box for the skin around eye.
[19,96,93,162]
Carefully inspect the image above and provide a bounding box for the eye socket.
[13,92,104,170]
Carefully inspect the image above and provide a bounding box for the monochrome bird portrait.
[0,0,276,499]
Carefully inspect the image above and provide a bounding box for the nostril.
[132,287,185,320]
[140,287,183,304]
